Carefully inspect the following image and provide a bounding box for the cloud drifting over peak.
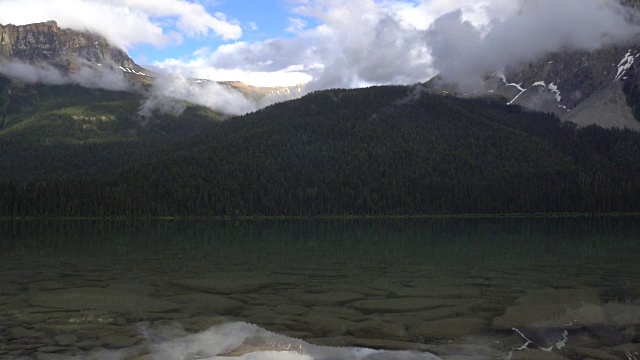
[0,0,242,50]
[0,60,132,92]
[138,75,257,117]
[427,0,640,88]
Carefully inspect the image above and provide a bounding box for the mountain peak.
[0,20,152,83]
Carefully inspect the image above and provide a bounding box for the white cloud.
[117,0,242,39]
[0,0,534,89]
[0,0,242,50]
[139,74,257,117]
[0,60,132,92]
[154,0,436,89]
[3,0,639,92]
[155,0,637,89]
[156,58,312,87]
[380,0,518,30]
[286,17,308,34]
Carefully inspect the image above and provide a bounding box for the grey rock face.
[0,21,135,68]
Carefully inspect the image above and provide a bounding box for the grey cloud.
[303,7,431,91]
[427,0,640,89]
[0,60,132,91]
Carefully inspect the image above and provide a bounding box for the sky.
[1,0,640,90]
[0,0,517,87]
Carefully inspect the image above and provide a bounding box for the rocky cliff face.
[495,42,640,131]
[0,21,135,66]
[497,0,640,130]
[0,21,300,103]
[0,20,150,83]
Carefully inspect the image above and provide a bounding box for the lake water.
[1,218,639,360]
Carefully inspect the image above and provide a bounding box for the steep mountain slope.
[428,45,640,130]
[428,0,640,131]
[3,85,640,217]
[498,45,640,131]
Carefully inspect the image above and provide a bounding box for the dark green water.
[1,218,639,359]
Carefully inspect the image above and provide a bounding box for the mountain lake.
[1,217,639,360]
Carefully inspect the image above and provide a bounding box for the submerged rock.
[348,298,452,314]
[303,314,354,337]
[600,302,640,327]
[0,282,22,295]
[410,318,489,341]
[492,288,603,329]
[562,346,619,360]
[7,326,46,340]
[34,346,68,353]
[273,304,310,316]
[28,287,180,314]
[421,344,503,359]
[510,349,570,360]
[96,334,140,348]
[309,306,364,320]
[294,291,365,306]
[169,277,274,295]
[348,319,409,341]
[165,293,244,315]
[53,334,78,346]
[609,343,640,359]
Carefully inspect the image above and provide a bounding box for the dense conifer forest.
[2,82,640,217]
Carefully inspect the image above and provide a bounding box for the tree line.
[2,85,640,217]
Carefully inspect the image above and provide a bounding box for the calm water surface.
[0,218,639,360]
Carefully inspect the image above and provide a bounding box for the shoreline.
[1,212,639,221]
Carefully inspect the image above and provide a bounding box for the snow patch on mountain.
[547,83,562,102]
[615,50,637,82]
[119,66,148,77]
[532,81,561,102]
[498,72,528,105]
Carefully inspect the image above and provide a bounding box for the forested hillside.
[0,76,224,180]
[2,84,640,217]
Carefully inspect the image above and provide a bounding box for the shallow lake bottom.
[1,218,639,359]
